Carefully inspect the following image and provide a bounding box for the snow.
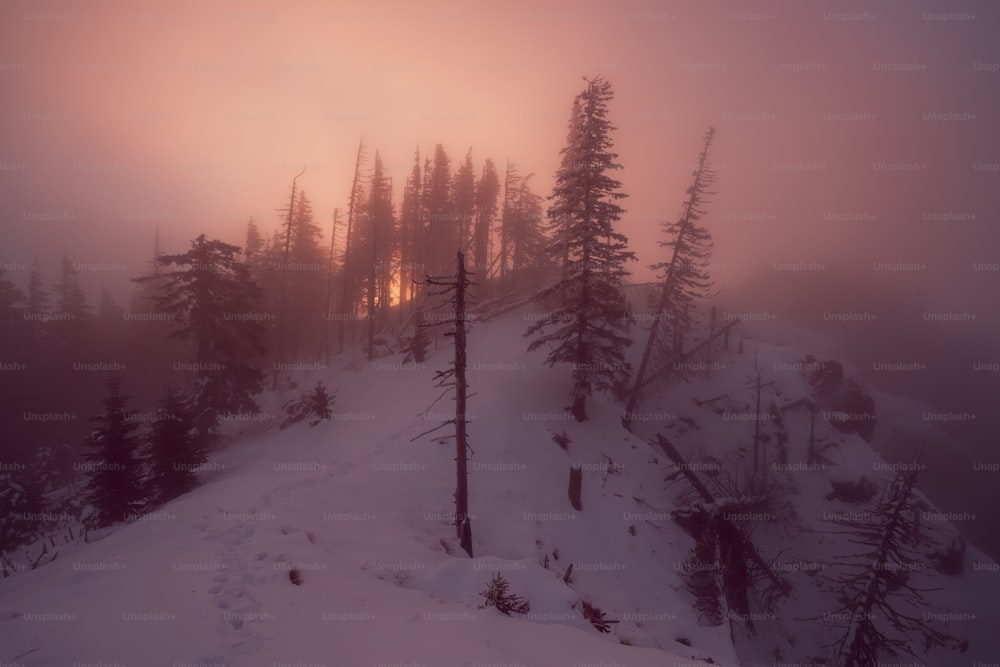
[1,301,998,666]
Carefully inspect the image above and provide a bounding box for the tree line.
[0,74,963,666]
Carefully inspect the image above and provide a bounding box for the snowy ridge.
[1,304,998,666]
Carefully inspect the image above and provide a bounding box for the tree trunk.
[568,464,583,510]
[454,251,473,557]
[337,137,365,354]
[272,167,305,389]
[321,208,339,365]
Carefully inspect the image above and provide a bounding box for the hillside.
[1,297,997,667]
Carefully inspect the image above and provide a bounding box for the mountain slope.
[1,300,997,666]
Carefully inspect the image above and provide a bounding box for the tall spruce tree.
[425,144,454,276]
[52,255,94,353]
[398,147,424,310]
[506,174,548,290]
[452,148,477,258]
[473,157,500,275]
[135,235,266,444]
[356,151,396,357]
[146,386,203,504]
[83,376,144,526]
[525,76,635,422]
[498,160,521,285]
[337,138,368,353]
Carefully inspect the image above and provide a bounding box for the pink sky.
[1,0,997,310]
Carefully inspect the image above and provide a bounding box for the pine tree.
[96,287,128,357]
[337,137,368,353]
[425,144,454,276]
[398,147,424,310]
[26,255,48,316]
[244,217,264,264]
[506,174,548,290]
[135,235,267,444]
[452,148,477,257]
[83,376,144,527]
[525,76,635,422]
[272,168,307,377]
[824,465,960,665]
[146,386,202,504]
[473,157,500,276]
[356,151,397,358]
[284,189,326,359]
[624,127,718,426]
[498,160,522,285]
[0,267,26,354]
[52,255,94,352]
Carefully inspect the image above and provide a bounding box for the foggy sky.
[1,0,998,318]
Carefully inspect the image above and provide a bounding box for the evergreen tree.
[506,174,548,289]
[525,76,635,422]
[0,267,26,353]
[135,235,266,444]
[96,287,128,357]
[54,255,91,321]
[473,157,501,275]
[83,376,144,527]
[452,148,477,257]
[283,189,326,358]
[424,144,454,276]
[355,151,397,358]
[398,147,424,310]
[824,465,960,666]
[146,386,202,504]
[499,160,522,285]
[244,217,264,264]
[52,255,94,351]
[624,127,718,424]
[337,137,368,353]
[25,255,49,326]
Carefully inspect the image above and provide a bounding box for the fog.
[1,0,998,544]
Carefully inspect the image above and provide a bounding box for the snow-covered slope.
[1,299,997,666]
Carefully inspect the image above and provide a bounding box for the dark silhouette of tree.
[83,376,144,527]
[398,147,424,311]
[453,148,477,257]
[412,251,474,557]
[624,127,717,426]
[822,464,961,666]
[146,386,203,504]
[505,174,547,290]
[337,137,367,353]
[356,151,396,358]
[473,157,500,276]
[525,76,635,422]
[424,144,454,276]
[135,235,266,444]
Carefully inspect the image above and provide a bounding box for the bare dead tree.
[410,251,475,557]
[820,463,962,666]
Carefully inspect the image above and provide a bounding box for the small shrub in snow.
[581,600,616,633]
[281,381,335,429]
[825,477,878,504]
[479,573,530,615]
[552,430,571,451]
[930,537,965,576]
